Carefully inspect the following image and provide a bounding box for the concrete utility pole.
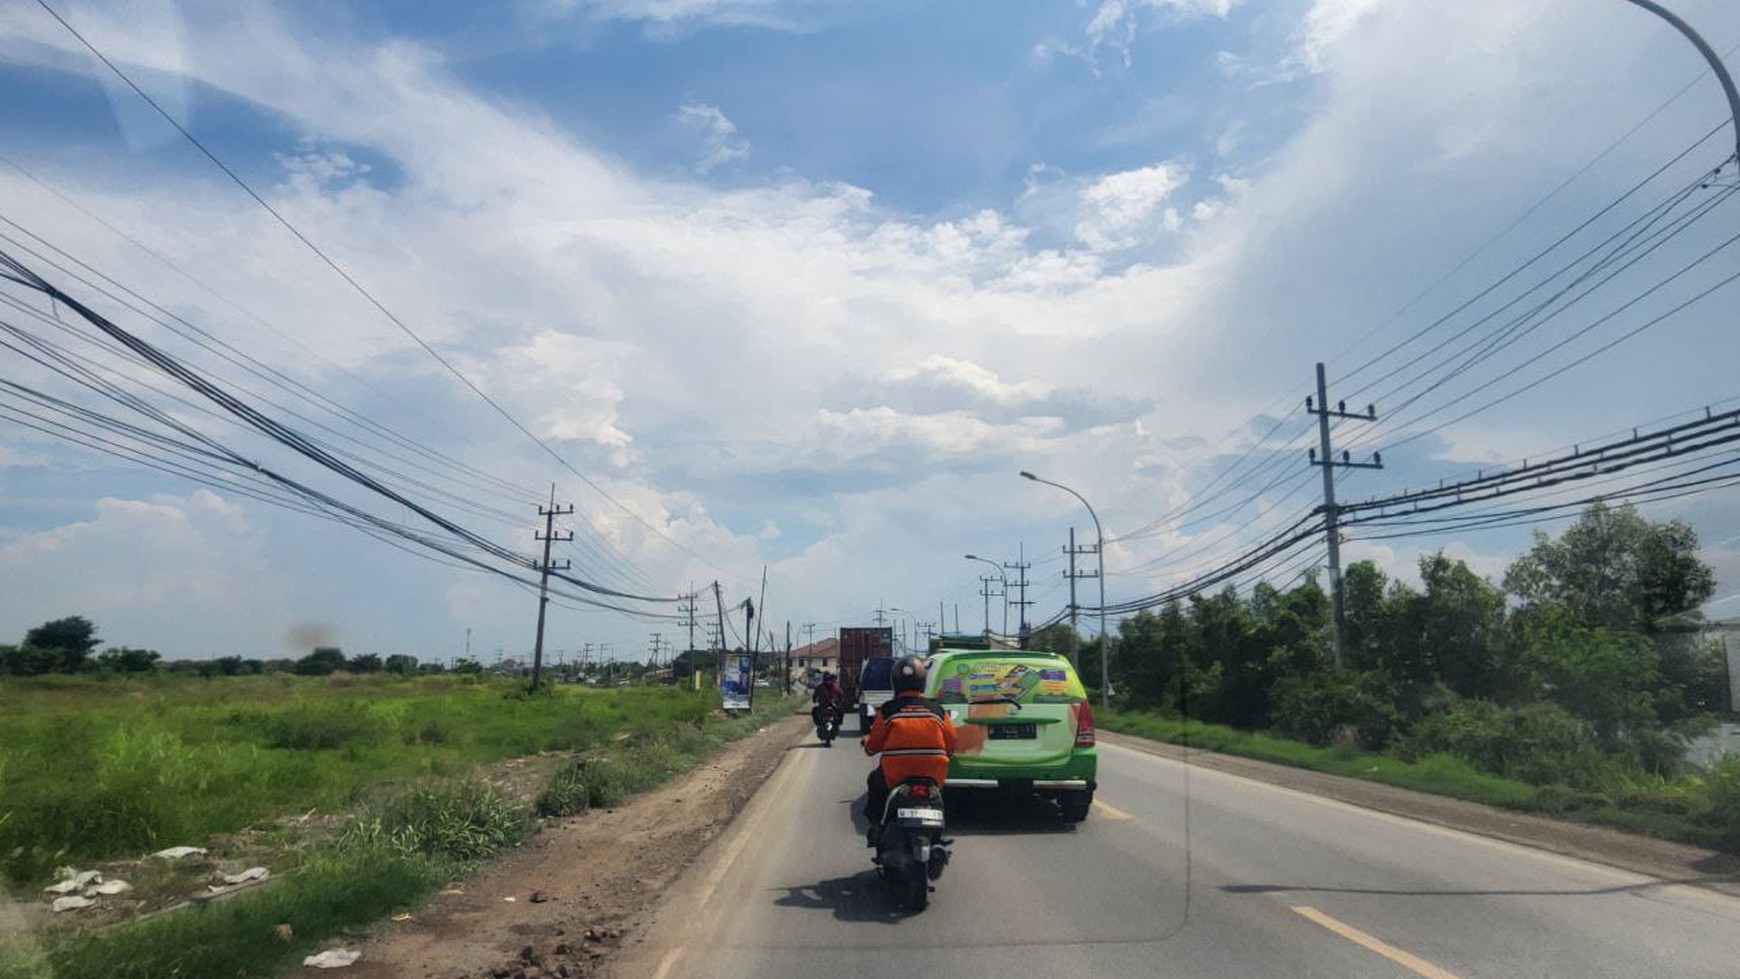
[1006,542,1033,642]
[531,492,574,691]
[874,602,887,626]
[1307,362,1383,672]
[743,596,756,710]
[1063,527,1099,668]
[679,587,698,654]
[784,620,793,695]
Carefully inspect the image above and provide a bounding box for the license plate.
[989,723,1037,740]
[896,807,944,825]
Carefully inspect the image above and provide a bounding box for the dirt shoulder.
[1101,730,1740,897]
[341,712,809,979]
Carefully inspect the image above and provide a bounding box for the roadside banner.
[721,653,752,711]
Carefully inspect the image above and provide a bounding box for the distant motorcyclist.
[862,656,956,844]
[811,672,844,734]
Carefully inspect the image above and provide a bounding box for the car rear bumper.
[948,778,1095,790]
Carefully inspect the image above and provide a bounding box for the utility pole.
[531,492,574,691]
[743,596,756,710]
[978,576,1001,635]
[679,587,698,654]
[1006,542,1033,642]
[874,602,887,626]
[1064,527,1099,669]
[1307,361,1383,671]
[784,620,793,695]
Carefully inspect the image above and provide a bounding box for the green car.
[924,647,1098,821]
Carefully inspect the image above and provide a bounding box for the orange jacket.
[863,695,957,789]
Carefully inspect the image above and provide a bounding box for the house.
[790,637,838,683]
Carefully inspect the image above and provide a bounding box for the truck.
[837,626,894,730]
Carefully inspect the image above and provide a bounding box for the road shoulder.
[343,711,810,979]
[1100,730,1740,897]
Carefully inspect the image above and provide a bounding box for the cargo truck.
[836,626,893,731]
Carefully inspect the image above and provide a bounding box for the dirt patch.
[1101,731,1740,897]
[340,713,807,979]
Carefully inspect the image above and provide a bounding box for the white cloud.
[2,0,1737,658]
[0,491,291,655]
[676,103,751,173]
[1084,0,1240,66]
[1073,161,1192,251]
[544,0,817,30]
[1286,0,1391,76]
[883,356,1055,407]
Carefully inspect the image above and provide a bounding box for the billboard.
[721,653,753,711]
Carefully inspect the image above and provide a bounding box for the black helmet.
[892,656,927,693]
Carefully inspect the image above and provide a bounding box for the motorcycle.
[873,776,950,911]
[812,705,842,746]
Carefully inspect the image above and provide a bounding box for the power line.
[30,0,731,576]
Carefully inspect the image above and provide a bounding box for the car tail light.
[1074,700,1095,748]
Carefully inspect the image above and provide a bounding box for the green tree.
[96,647,161,673]
[22,616,100,672]
[347,653,384,673]
[1504,502,1715,632]
[295,646,347,676]
[384,654,419,675]
[1341,561,1393,673]
[1391,553,1510,698]
[452,656,484,675]
[0,644,60,676]
[1521,610,1667,746]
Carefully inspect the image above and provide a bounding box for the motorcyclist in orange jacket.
[862,656,956,844]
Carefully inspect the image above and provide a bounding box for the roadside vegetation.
[1036,502,1740,849]
[0,670,792,978]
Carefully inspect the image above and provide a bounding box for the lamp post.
[963,555,1008,636]
[889,607,920,652]
[1020,471,1109,711]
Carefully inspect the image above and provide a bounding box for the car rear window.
[860,657,894,689]
[930,657,1086,704]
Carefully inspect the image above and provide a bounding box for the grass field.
[0,672,737,884]
[0,672,794,979]
[1100,709,1740,850]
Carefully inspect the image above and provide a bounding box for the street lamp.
[888,607,920,652]
[962,554,1008,636]
[1020,471,1109,711]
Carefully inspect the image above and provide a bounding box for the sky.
[1,0,1739,663]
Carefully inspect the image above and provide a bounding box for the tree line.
[1035,502,1728,786]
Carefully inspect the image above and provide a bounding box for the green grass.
[0,674,722,884]
[10,678,796,979]
[1100,709,1728,846]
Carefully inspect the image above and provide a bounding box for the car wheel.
[1060,790,1092,823]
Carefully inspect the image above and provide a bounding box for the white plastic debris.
[89,879,132,896]
[51,895,95,913]
[302,949,361,969]
[44,870,102,894]
[220,867,269,885]
[151,846,208,860]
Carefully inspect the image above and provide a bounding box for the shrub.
[341,779,528,863]
[263,704,389,751]
[1705,753,1740,845]
[1397,699,1609,788]
[535,759,592,817]
[1270,670,1402,750]
[1534,784,1610,814]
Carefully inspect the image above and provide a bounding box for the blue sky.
[1,0,1738,661]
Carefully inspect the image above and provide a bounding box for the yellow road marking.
[1291,906,1461,979]
[1093,798,1133,820]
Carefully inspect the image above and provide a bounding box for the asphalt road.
[616,728,1740,978]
